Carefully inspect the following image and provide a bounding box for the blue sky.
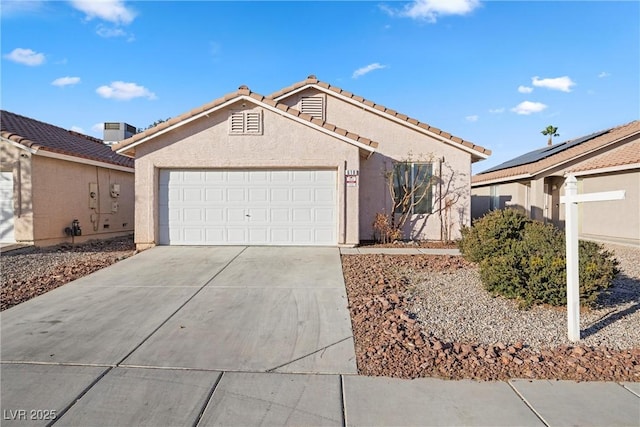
[2,0,638,173]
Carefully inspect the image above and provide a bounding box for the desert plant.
[372,212,402,243]
[458,209,530,263]
[460,209,618,308]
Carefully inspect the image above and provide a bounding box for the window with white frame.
[300,96,324,120]
[229,110,263,135]
[392,162,434,215]
[489,184,500,210]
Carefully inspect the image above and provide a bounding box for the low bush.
[460,209,618,308]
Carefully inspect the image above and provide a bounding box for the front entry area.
[158,169,337,245]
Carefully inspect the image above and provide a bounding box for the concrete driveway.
[1,246,357,373]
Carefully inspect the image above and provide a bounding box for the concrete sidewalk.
[2,365,638,426]
[340,247,461,255]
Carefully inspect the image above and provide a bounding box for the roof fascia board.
[116,95,376,156]
[116,97,244,155]
[471,173,532,187]
[37,150,134,173]
[1,136,38,154]
[567,163,640,177]
[275,83,489,160]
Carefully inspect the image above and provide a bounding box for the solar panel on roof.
[478,129,610,174]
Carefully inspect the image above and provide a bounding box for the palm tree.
[541,125,559,146]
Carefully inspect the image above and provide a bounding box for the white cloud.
[598,71,610,78]
[465,115,479,122]
[352,63,387,79]
[96,81,157,100]
[489,107,505,114]
[511,101,548,115]
[383,0,481,22]
[96,24,127,38]
[518,85,533,94]
[92,123,104,133]
[69,0,136,25]
[3,48,45,66]
[52,76,81,87]
[70,126,85,133]
[531,76,576,92]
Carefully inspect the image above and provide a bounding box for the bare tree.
[375,154,436,242]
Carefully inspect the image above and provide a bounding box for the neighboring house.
[0,110,135,246]
[113,76,490,249]
[471,120,640,246]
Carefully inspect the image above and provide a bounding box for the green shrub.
[460,209,618,308]
[459,209,529,262]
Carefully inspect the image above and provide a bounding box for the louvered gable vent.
[230,112,245,133]
[300,96,324,120]
[229,110,263,135]
[245,112,261,133]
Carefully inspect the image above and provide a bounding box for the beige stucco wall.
[578,171,639,245]
[1,142,34,242]
[133,101,361,248]
[280,88,474,241]
[1,140,134,246]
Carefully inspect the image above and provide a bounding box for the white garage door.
[0,171,16,243]
[159,169,337,245]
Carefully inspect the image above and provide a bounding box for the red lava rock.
[2,236,135,311]
[340,254,640,381]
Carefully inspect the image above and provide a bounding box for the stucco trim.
[115,94,378,158]
[36,150,134,173]
[471,173,532,187]
[273,83,491,161]
[567,163,640,177]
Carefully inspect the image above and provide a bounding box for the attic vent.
[229,111,263,135]
[300,96,324,120]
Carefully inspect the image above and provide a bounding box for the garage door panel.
[292,188,312,202]
[271,209,289,222]
[248,188,268,202]
[183,208,202,222]
[227,228,246,243]
[227,188,245,202]
[292,209,312,222]
[158,169,336,245]
[206,208,223,222]
[315,208,334,223]
[271,188,289,202]
[227,208,246,222]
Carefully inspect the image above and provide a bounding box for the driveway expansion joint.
[114,246,248,367]
[507,380,550,427]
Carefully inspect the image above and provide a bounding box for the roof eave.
[115,94,378,157]
[471,173,533,187]
[273,82,491,160]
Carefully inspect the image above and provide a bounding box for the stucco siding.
[30,156,134,245]
[133,101,360,247]
[280,88,472,240]
[578,171,640,245]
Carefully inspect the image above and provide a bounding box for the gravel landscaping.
[3,236,637,381]
[342,243,640,381]
[1,235,136,311]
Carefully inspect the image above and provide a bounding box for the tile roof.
[1,110,134,168]
[472,120,640,185]
[268,75,491,159]
[112,85,379,156]
[568,138,640,173]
